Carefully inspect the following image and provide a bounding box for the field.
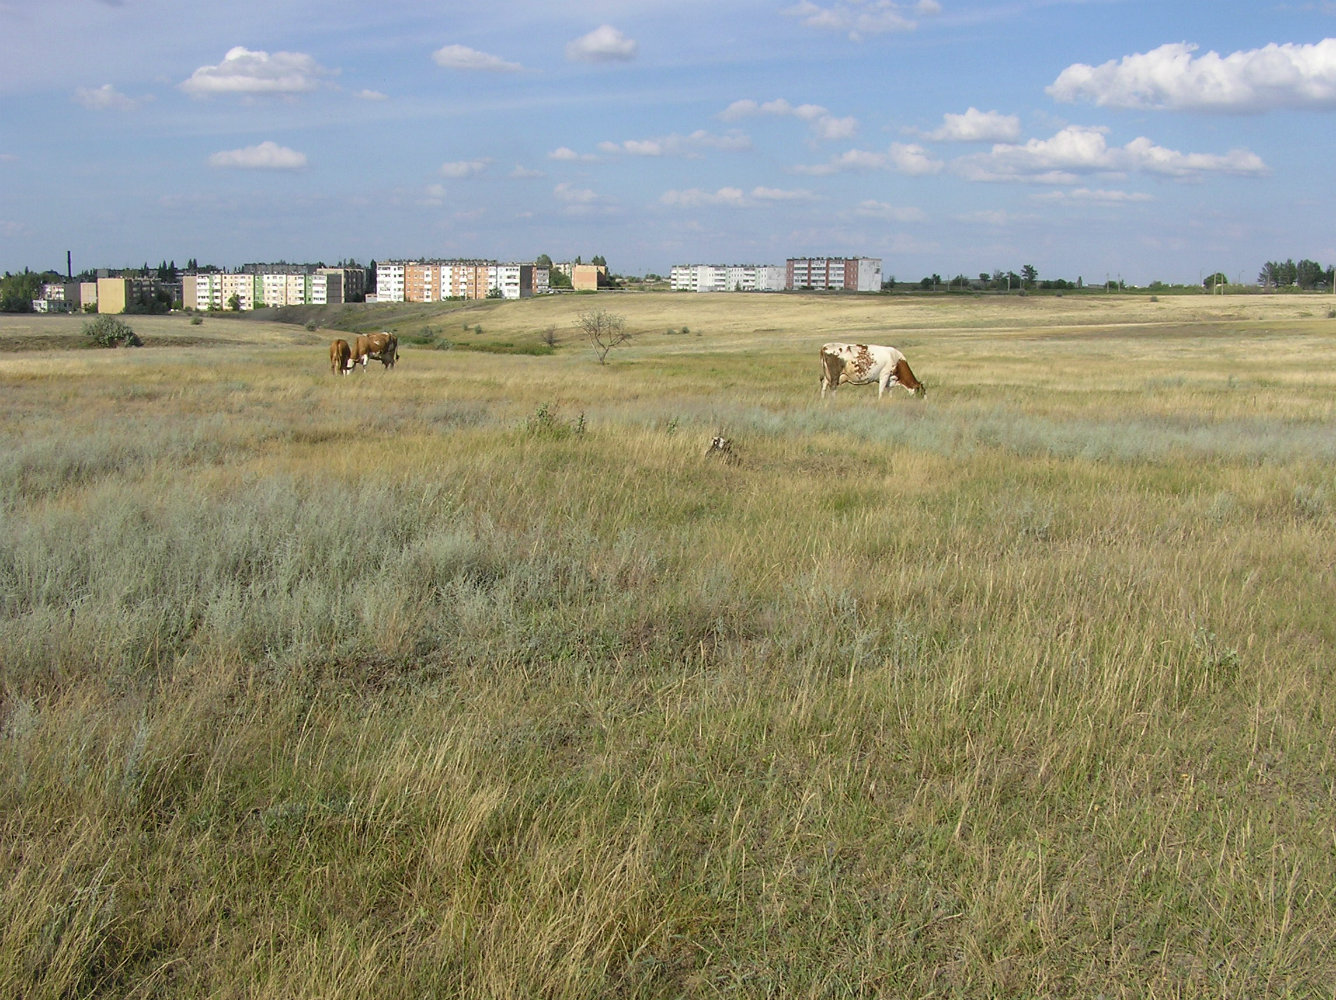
[2,291,1335,997]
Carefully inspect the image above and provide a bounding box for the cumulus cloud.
[921,107,1020,142]
[553,182,613,214]
[784,0,930,40]
[1048,39,1336,112]
[660,185,814,207]
[793,142,942,175]
[566,25,638,63]
[440,158,491,178]
[719,97,857,141]
[596,130,751,157]
[181,46,333,97]
[549,146,596,162]
[74,83,146,111]
[356,89,388,101]
[952,125,1268,182]
[1031,188,1154,204]
[432,44,523,72]
[207,141,307,170]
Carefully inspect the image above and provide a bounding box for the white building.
[786,257,882,292]
[670,264,785,292]
[375,262,407,302]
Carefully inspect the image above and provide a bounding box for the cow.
[819,342,925,398]
[329,338,352,375]
[350,331,399,370]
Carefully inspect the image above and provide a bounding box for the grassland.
[2,292,1335,997]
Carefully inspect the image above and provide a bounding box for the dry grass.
[2,292,1335,997]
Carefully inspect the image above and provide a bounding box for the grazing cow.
[819,342,925,398]
[351,331,399,370]
[329,338,352,375]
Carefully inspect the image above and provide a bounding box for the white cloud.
[794,142,942,175]
[719,97,857,142]
[1048,39,1336,112]
[181,46,333,97]
[207,141,307,170]
[74,83,146,111]
[1032,188,1154,204]
[952,125,1268,182]
[660,185,814,207]
[783,0,924,40]
[597,130,751,157]
[922,107,1020,142]
[440,158,491,178]
[432,44,523,72]
[554,181,605,209]
[356,89,388,101]
[421,183,447,207]
[661,187,746,207]
[510,164,544,178]
[566,25,638,63]
[549,146,597,162]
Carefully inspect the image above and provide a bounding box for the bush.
[82,315,142,348]
[190,316,204,326]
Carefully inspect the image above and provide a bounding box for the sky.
[2,0,1335,286]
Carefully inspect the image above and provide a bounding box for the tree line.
[1257,259,1334,290]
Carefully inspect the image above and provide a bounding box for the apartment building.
[786,257,882,292]
[180,270,346,311]
[670,264,785,293]
[33,282,81,312]
[376,260,548,302]
[96,275,160,314]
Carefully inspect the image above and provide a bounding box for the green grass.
[2,293,1335,996]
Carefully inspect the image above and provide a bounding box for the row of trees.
[1257,259,1334,290]
[906,266,1091,292]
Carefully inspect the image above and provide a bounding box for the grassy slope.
[2,293,1335,997]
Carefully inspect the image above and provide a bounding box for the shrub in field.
[525,403,584,438]
[82,315,141,348]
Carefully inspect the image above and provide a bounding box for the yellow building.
[571,263,607,291]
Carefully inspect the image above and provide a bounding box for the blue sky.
[2,0,1334,285]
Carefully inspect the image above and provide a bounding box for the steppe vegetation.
[2,291,1335,997]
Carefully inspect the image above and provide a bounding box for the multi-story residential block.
[182,273,224,310]
[34,282,81,312]
[375,262,406,303]
[670,264,785,292]
[319,267,363,302]
[786,257,882,292]
[220,273,255,311]
[376,260,548,302]
[96,275,160,313]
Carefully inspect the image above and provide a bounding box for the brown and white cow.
[819,342,925,398]
[329,338,352,375]
[350,331,399,370]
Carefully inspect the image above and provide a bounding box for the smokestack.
[67,251,72,280]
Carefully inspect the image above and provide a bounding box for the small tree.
[580,308,629,364]
[83,315,142,348]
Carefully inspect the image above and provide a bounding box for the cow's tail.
[895,358,926,397]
